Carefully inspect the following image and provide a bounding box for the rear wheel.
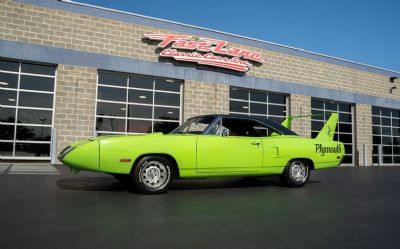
[280,160,310,187]
[129,156,172,194]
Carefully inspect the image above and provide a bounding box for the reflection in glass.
[250,103,267,115]
[230,88,248,100]
[97,86,126,102]
[0,124,15,140]
[0,89,17,106]
[230,100,248,113]
[17,109,52,125]
[268,93,286,104]
[128,105,152,119]
[0,142,13,156]
[98,72,127,87]
[20,75,55,92]
[154,92,180,106]
[96,117,125,132]
[127,120,152,133]
[18,91,53,108]
[0,72,18,89]
[0,59,19,72]
[16,126,51,141]
[128,89,153,104]
[155,79,180,92]
[154,107,179,120]
[0,107,16,123]
[154,121,179,134]
[21,63,56,76]
[15,143,50,157]
[96,102,126,117]
[129,75,154,89]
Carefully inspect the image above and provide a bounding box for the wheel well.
[290,158,315,170]
[132,153,180,178]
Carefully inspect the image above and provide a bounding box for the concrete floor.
[0,166,399,249]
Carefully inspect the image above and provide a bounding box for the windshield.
[171,116,215,134]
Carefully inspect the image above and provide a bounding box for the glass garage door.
[372,107,400,165]
[96,71,182,135]
[0,59,56,160]
[229,87,288,123]
[311,98,354,165]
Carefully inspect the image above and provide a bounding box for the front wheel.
[280,160,310,187]
[129,156,172,194]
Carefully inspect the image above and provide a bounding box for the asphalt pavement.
[0,165,400,249]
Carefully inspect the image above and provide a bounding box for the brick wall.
[0,0,398,101]
[355,104,373,166]
[183,81,229,119]
[289,94,311,137]
[54,64,97,154]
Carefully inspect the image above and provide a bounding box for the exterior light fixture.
[390,77,398,83]
[389,86,397,94]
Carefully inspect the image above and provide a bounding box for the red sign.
[144,34,263,72]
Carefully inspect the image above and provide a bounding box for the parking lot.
[1,165,399,249]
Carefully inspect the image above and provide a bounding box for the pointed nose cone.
[61,140,99,172]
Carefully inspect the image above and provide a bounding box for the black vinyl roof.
[194,114,298,136]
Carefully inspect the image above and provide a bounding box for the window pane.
[382,127,391,136]
[382,117,391,126]
[154,107,179,121]
[372,116,380,125]
[230,100,248,113]
[19,75,54,92]
[250,103,267,115]
[342,155,352,164]
[96,117,125,132]
[312,121,324,131]
[16,126,51,141]
[344,144,353,154]
[383,156,393,164]
[0,59,19,72]
[250,91,267,102]
[97,86,126,102]
[311,99,324,109]
[129,75,154,89]
[372,126,381,135]
[338,103,351,112]
[154,121,179,134]
[382,136,392,145]
[325,102,337,111]
[155,79,180,92]
[381,108,391,117]
[230,88,248,100]
[96,102,126,117]
[372,107,380,116]
[339,113,352,123]
[18,92,53,108]
[98,72,127,87]
[339,123,352,133]
[21,63,55,76]
[0,107,16,123]
[15,143,50,157]
[128,104,152,119]
[382,146,392,155]
[0,124,14,140]
[154,92,180,106]
[17,109,52,125]
[0,142,13,156]
[127,120,152,133]
[373,136,381,145]
[128,89,153,104]
[268,93,286,104]
[0,72,18,89]
[0,89,17,106]
[268,105,286,116]
[392,118,399,127]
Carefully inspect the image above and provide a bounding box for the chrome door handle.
[251,142,260,146]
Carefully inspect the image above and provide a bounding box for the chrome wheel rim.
[290,161,308,183]
[140,161,169,189]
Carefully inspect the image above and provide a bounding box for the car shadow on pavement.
[56,176,322,192]
[169,177,322,191]
[56,177,126,192]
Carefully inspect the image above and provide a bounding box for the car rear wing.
[280,113,339,140]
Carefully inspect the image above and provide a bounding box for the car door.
[196,117,263,173]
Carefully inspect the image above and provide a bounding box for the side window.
[221,118,272,137]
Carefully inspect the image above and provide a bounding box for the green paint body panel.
[60,133,344,178]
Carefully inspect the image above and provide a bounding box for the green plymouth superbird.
[58,113,344,194]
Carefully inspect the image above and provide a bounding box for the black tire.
[280,160,310,187]
[129,156,173,194]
